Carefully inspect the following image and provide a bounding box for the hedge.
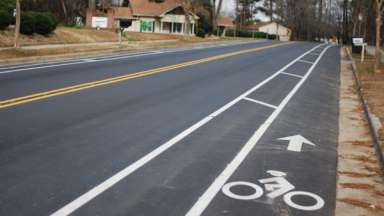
[0,10,12,30]
[221,29,277,40]
[196,28,205,38]
[21,11,57,35]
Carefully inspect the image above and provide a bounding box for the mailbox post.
[352,37,367,63]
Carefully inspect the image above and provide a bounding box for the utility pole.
[235,0,238,38]
[14,0,21,48]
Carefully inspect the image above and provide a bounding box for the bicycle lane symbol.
[221,170,325,211]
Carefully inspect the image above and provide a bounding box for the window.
[173,23,182,33]
[141,21,153,32]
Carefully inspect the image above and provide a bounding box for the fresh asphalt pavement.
[0,41,340,216]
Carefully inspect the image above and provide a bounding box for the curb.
[345,47,384,174]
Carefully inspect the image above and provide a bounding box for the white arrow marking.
[278,135,315,152]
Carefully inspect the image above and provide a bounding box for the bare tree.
[14,0,21,48]
[375,0,384,72]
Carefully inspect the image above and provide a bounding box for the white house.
[86,0,199,35]
[247,22,291,41]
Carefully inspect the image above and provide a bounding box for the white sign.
[353,38,364,46]
[278,135,315,152]
[92,17,108,28]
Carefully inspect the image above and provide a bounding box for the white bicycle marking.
[222,182,263,200]
[221,170,325,211]
[283,191,325,211]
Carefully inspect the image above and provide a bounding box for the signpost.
[352,38,367,63]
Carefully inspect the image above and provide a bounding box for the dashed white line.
[308,52,320,56]
[243,97,277,109]
[280,71,304,78]
[185,45,331,216]
[50,43,324,216]
[298,59,315,65]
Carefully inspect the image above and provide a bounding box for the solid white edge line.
[243,97,277,109]
[185,45,332,216]
[0,52,162,74]
[0,41,265,74]
[280,71,304,78]
[50,43,324,216]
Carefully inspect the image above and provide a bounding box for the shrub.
[34,12,57,35]
[20,11,57,35]
[223,29,278,40]
[21,12,36,35]
[196,28,205,38]
[0,10,12,30]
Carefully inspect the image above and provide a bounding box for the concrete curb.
[345,47,384,174]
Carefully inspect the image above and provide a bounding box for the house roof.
[217,16,234,27]
[113,7,134,19]
[110,0,199,19]
[130,0,183,17]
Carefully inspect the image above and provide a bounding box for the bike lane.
[191,46,340,216]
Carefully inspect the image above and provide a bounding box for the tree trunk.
[216,0,223,19]
[318,0,323,40]
[211,0,217,32]
[14,0,21,48]
[375,2,382,72]
[269,0,273,21]
[60,0,68,24]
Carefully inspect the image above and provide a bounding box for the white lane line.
[243,97,277,109]
[185,45,332,216]
[298,59,314,65]
[82,59,97,63]
[50,44,324,216]
[0,41,265,74]
[280,72,304,78]
[0,52,162,74]
[0,52,157,70]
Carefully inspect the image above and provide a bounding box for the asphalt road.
[0,41,340,216]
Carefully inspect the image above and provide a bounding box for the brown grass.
[0,27,228,47]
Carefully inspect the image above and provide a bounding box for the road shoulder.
[336,48,384,215]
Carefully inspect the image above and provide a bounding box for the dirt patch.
[351,140,373,148]
[338,198,384,212]
[338,171,376,178]
[353,52,384,155]
[336,48,384,216]
[340,183,375,190]
[352,155,378,164]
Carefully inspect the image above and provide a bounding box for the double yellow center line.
[0,42,291,109]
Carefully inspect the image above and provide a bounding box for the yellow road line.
[0,42,292,109]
